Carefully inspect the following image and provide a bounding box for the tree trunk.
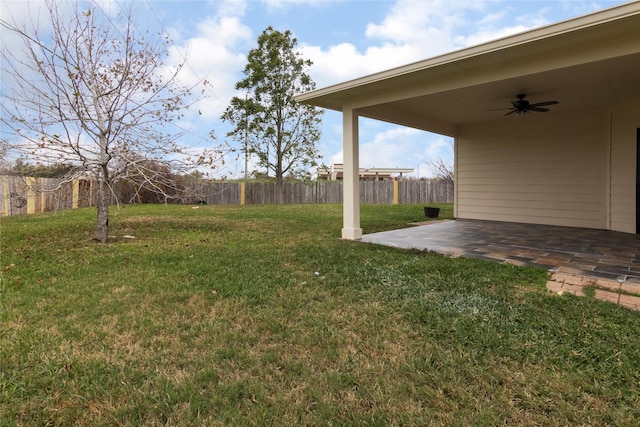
[275,181,284,204]
[275,155,284,204]
[94,178,109,243]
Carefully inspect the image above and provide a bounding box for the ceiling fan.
[491,94,559,116]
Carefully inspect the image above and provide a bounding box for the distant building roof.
[318,163,414,180]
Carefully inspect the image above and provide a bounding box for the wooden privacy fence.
[190,180,453,205]
[1,176,95,217]
[1,176,453,217]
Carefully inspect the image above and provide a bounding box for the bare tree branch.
[428,158,454,183]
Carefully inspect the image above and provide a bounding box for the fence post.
[1,176,8,216]
[88,180,93,207]
[393,180,399,205]
[72,179,80,209]
[26,177,36,214]
[240,182,246,205]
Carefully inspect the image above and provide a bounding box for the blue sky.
[1,0,630,178]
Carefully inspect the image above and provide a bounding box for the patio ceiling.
[296,3,640,137]
[357,53,640,136]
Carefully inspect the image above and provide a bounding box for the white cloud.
[298,0,550,88]
[0,1,53,61]
[359,127,425,168]
[169,13,253,119]
[454,24,531,47]
[364,0,465,44]
[478,11,507,25]
[94,0,120,16]
[260,0,335,13]
[559,0,606,16]
[214,0,248,17]
[299,43,374,86]
[328,125,453,177]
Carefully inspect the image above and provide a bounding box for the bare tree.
[428,157,454,200]
[1,1,219,242]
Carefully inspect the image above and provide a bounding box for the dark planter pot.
[424,207,440,218]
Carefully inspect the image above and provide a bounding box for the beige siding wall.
[456,109,608,229]
[610,98,639,233]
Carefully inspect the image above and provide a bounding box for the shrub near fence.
[1,176,453,216]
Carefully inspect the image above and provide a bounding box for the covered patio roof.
[296,2,640,241]
[296,2,640,137]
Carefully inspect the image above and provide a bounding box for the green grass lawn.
[1,203,639,426]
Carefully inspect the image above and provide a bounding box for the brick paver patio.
[361,219,640,310]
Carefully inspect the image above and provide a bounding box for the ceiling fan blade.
[529,100,558,107]
[489,95,558,115]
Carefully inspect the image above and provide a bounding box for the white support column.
[453,136,458,219]
[342,107,362,240]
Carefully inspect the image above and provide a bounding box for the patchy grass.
[1,203,639,426]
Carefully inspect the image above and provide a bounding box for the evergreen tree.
[222,27,323,197]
